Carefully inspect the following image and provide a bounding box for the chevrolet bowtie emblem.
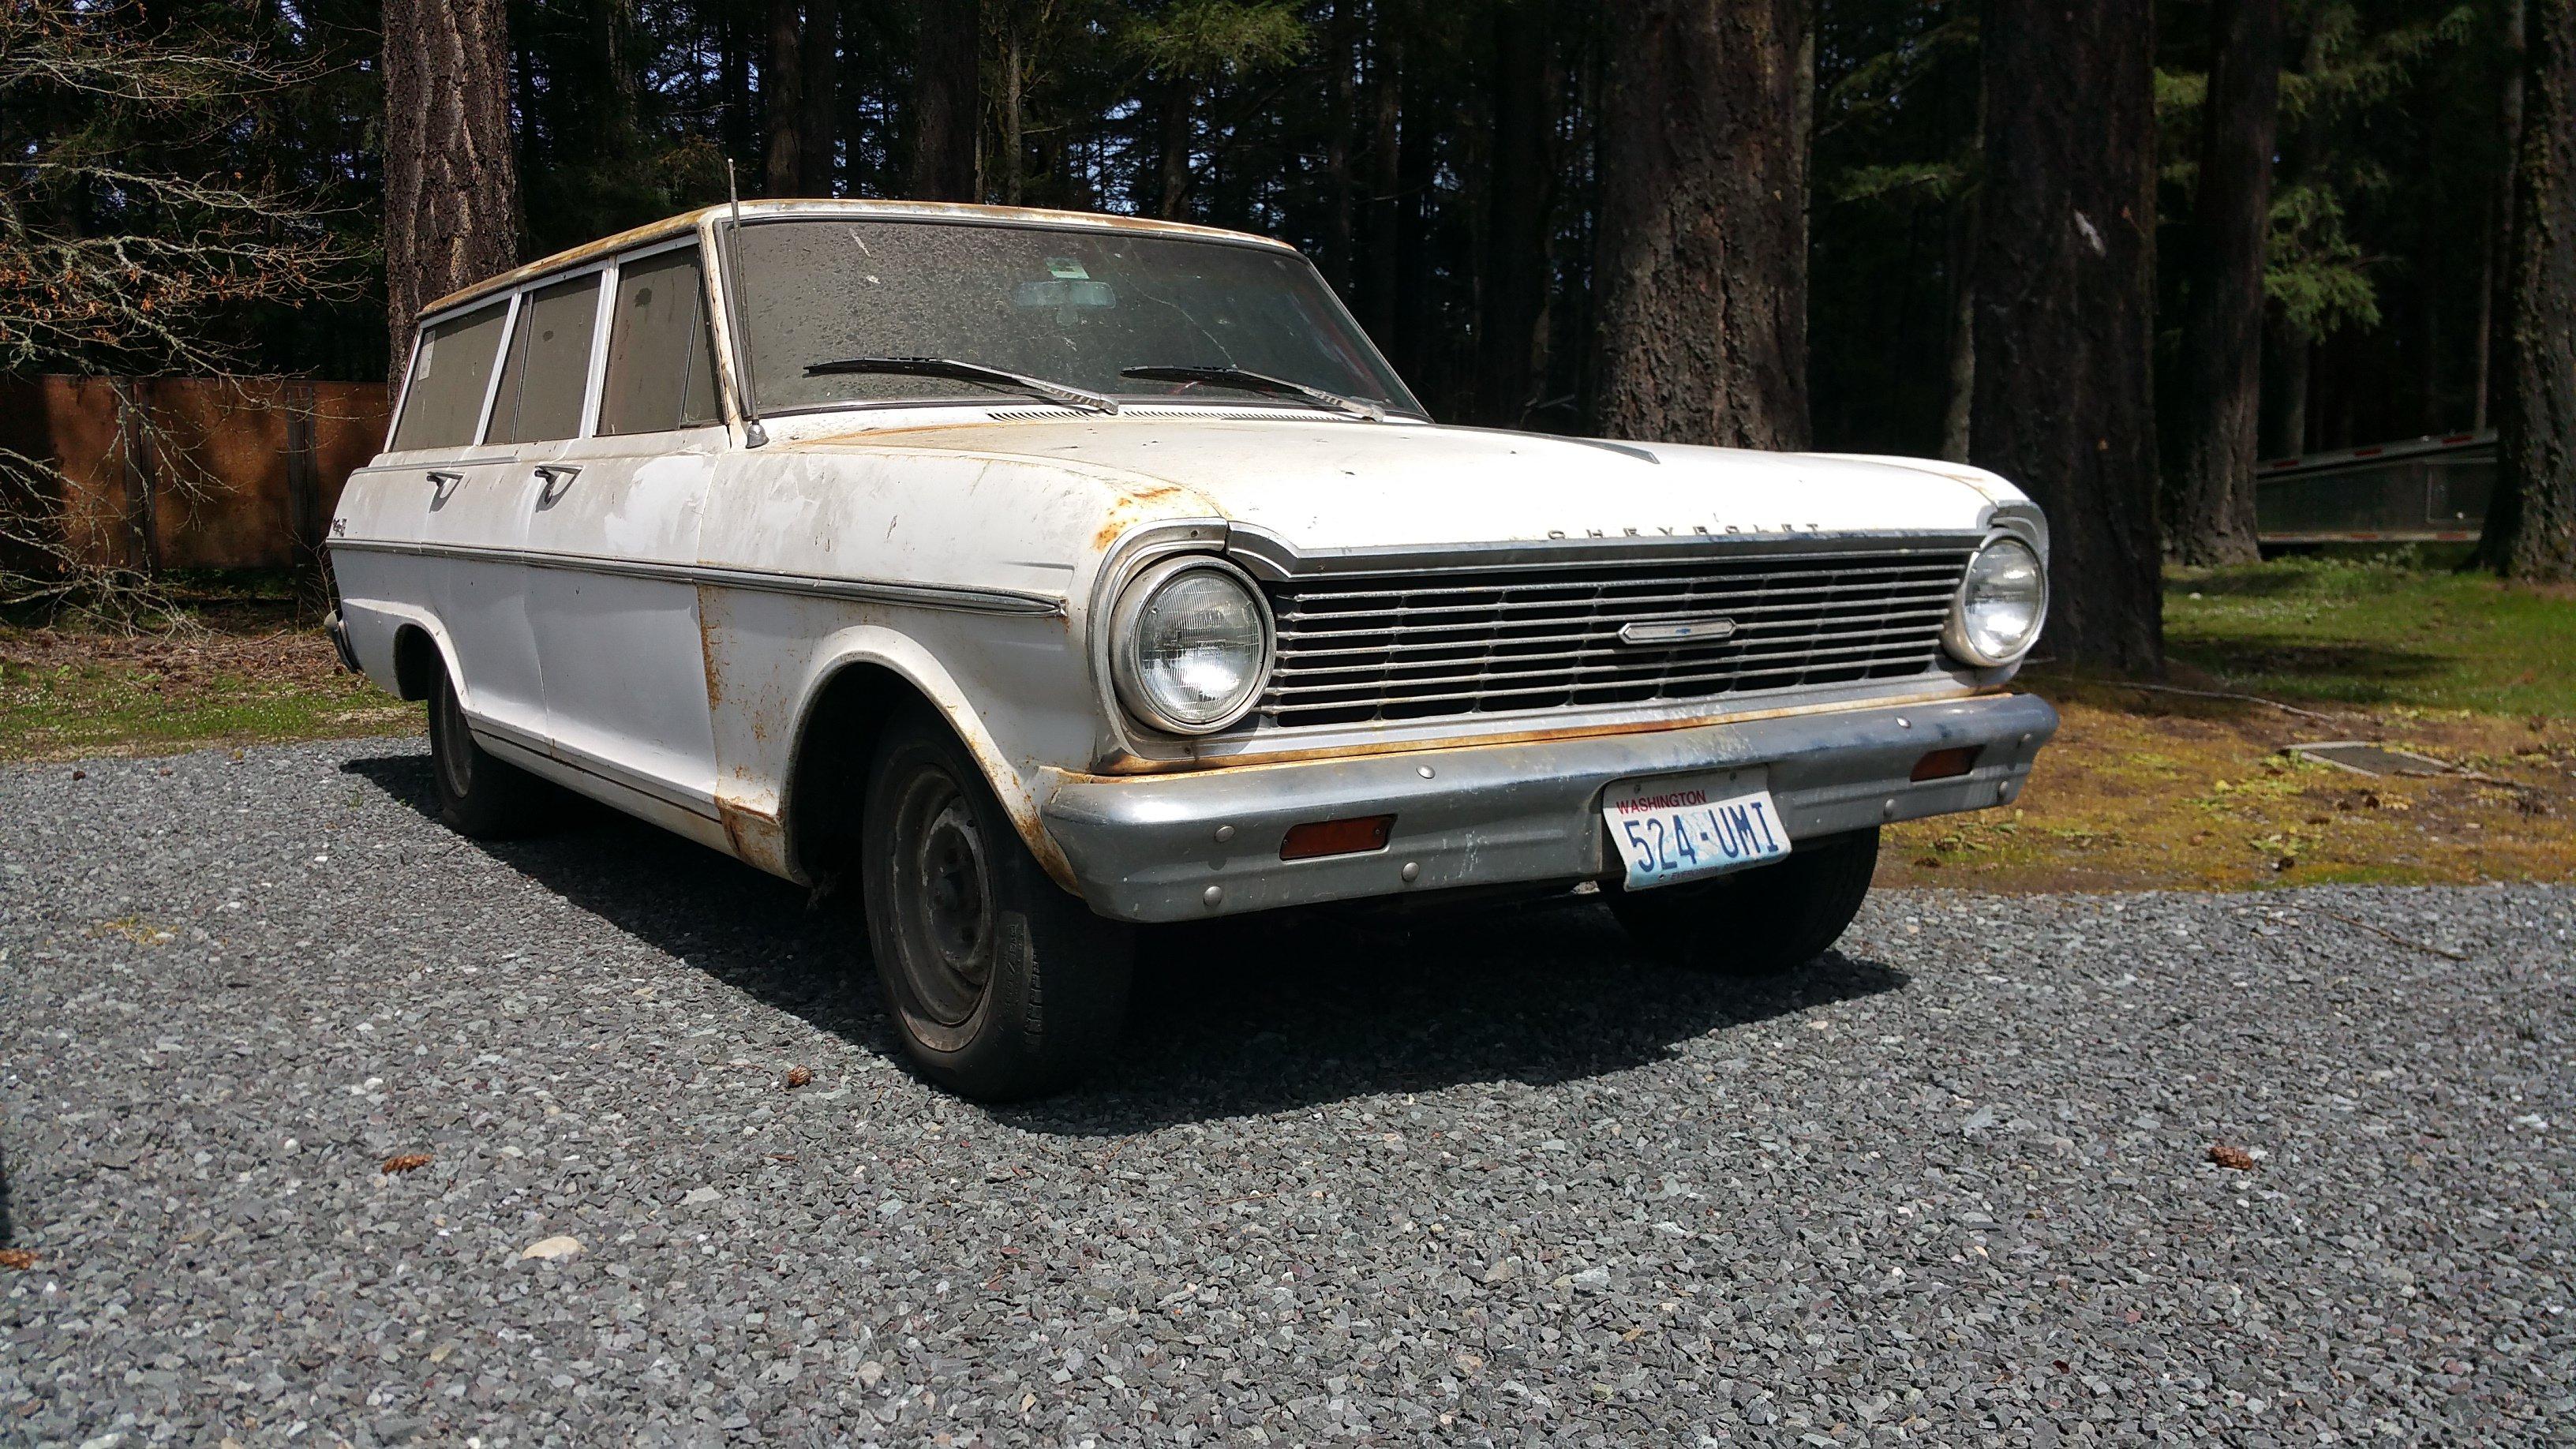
[1618,618,1739,646]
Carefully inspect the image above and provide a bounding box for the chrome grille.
[1255,545,1974,729]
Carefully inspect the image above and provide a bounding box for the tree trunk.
[1393,43,1436,381]
[1939,167,1979,463]
[764,0,805,195]
[1320,0,1357,294]
[2478,0,2529,433]
[1969,0,2163,672]
[720,1,752,167]
[1156,77,1192,219]
[2261,314,2310,458]
[1590,0,1810,449]
[1362,28,1402,346]
[2168,0,2281,566]
[383,0,521,388]
[1000,16,1026,205]
[911,0,980,201]
[800,0,839,193]
[1474,0,1556,427]
[2481,0,2576,580]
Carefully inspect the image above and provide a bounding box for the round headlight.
[1111,558,1273,733]
[1945,536,2046,667]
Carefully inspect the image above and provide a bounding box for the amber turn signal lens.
[1909,746,1981,782]
[1279,814,1395,860]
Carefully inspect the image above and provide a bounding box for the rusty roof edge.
[418,200,1302,320]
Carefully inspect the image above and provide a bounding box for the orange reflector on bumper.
[1279,814,1396,860]
[1910,746,1981,782]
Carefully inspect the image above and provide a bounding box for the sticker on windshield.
[1045,256,1090,279]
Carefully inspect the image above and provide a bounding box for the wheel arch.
[390,617,459,703]
[776,643,1077,895]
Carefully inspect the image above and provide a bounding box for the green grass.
[2165,554,2576,716]
[0,595,414,763]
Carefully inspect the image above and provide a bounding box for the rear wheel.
[425,665,552,837]
[1607,826,1879,977]
[859,707,1133,1101]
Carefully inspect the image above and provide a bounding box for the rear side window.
[389,301,510,451]
[598,248,722,436]
[487,274,602,444]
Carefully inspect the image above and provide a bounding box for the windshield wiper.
[1118,365,1387,422]
[803,356,1121,415]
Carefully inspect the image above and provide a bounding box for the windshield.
[728,218,1421,415]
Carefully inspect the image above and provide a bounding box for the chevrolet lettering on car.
[327,200,2059,1100]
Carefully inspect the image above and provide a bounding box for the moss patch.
[1879,675,2576,892]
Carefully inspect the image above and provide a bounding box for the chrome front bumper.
[1039,692,2060,923]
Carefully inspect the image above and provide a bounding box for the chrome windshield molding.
[1222,522,1993,581]
[326,537,1065,617]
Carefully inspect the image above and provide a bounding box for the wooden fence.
[0,375,388,575]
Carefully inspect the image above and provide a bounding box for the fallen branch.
[2312,909,2469,962]
[2107,680,2341,723]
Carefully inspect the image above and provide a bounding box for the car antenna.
[723,159,768,448]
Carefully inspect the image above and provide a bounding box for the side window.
[598,247,723,436]
[389,301,510,451]
[486,274,602,444]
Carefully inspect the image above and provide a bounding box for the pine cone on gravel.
[2209,1143,2255,1171]
[380,1153,433,1175]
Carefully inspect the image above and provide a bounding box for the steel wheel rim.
[892,767,995,1028]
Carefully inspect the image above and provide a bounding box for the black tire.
[859,707,1133,1101]
[1606,826,1879,977]
[425,665,552,838]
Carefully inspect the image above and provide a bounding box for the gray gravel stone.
[2,736,2571,1444]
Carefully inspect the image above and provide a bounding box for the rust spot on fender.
[695,587,726,711]
[934,698,1081,893]
[1091,482,1200,552]
[715,795,787,874]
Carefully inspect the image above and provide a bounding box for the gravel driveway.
[2,737,2569,1445]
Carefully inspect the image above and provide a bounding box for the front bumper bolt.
[1203,885,1223,908]
[1400,861,1421,883]
[1417,765,1435,779]
[1214,824,1236,844]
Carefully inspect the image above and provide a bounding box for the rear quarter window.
[390,301,511,452]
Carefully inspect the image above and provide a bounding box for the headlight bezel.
[1109,555,1275,735]
[1943,534,2048,668]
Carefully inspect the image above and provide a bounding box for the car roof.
[420,200,1302,318]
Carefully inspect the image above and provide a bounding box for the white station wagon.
[328,201,2058,1099]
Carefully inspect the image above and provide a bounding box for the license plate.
[1601,773,1792,890]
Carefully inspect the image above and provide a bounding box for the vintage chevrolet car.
[328,200,2057,1099]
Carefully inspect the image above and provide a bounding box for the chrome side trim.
[325,537,1066,616]
[466,710,721,820]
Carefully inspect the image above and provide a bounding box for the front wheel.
[1606,826,1879,977]
[859,708,1133,1101]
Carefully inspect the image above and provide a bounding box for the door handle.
[534,463,581,506]
[425,470,463,509]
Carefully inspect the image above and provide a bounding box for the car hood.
[796,412,2022,553]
